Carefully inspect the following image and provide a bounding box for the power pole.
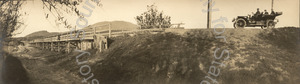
[109,23,111,38]
[271,0,274,10]
[207,0,212,29]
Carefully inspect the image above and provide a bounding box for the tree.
[0,0,102,38]
[41,0,102,29]
[135,4,171,29]
[0,0,23,38]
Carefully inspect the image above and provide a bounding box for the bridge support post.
[42,43,44,50]
[57,42,60,52]
[99,41,102,52]
[77,42,81,50]
[67,42,71,53]
[94,35,108,52]
[51,42,53,51]
[104,37,108,49]
[80,42,83,50]
[75,41,79,50]
[47,43,49,50]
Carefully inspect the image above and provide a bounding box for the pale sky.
[14,0,299,37]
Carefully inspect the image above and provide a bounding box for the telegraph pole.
[271,0,274,10]
[207,0,212,29]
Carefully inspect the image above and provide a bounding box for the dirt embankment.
[1,44,82,84]
[1,53,30,84]
[42,27,296,84]
[88,27,300,84]
[2,27,299,84]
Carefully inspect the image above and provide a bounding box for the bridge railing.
[30,24,164,43]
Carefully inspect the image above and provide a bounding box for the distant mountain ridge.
[25,21,138,38]
[83,21,139,31]
[25,30,60,38]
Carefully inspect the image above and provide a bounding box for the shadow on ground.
[1,53,30,84]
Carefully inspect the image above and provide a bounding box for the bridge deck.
[28,24,164,53]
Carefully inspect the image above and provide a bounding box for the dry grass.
[4,27,299,84]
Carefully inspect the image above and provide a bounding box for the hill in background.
[83,21,139,31]
[23,21,138,39]
[19,30,59,41]
[25,30,60,38]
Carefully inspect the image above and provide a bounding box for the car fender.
[232,18,236,22]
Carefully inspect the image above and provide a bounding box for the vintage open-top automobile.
[232,11,282,29]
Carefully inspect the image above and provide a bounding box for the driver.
[255,8,261,15]
[271,9,275,15]
[254,8,261,20]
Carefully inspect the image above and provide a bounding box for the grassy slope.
[46,27,300,84]
[218,28,300,84]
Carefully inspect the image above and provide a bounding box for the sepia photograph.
[0,0,299,84]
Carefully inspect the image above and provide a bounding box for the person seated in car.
[262,10,269,18]
[264,10,269,14]
[270,9,275,15]
[254,8,261,20]
[255,8,261,16]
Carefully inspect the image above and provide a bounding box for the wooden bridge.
[29,23,163,53]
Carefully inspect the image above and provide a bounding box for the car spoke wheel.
[234,18,246,28]
[267,20,275,28]
[261,26,267,29]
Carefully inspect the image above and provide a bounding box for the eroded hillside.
[3,27,300,84]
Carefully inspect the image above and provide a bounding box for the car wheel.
[267,20,275,28]
[234,18,247,28]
